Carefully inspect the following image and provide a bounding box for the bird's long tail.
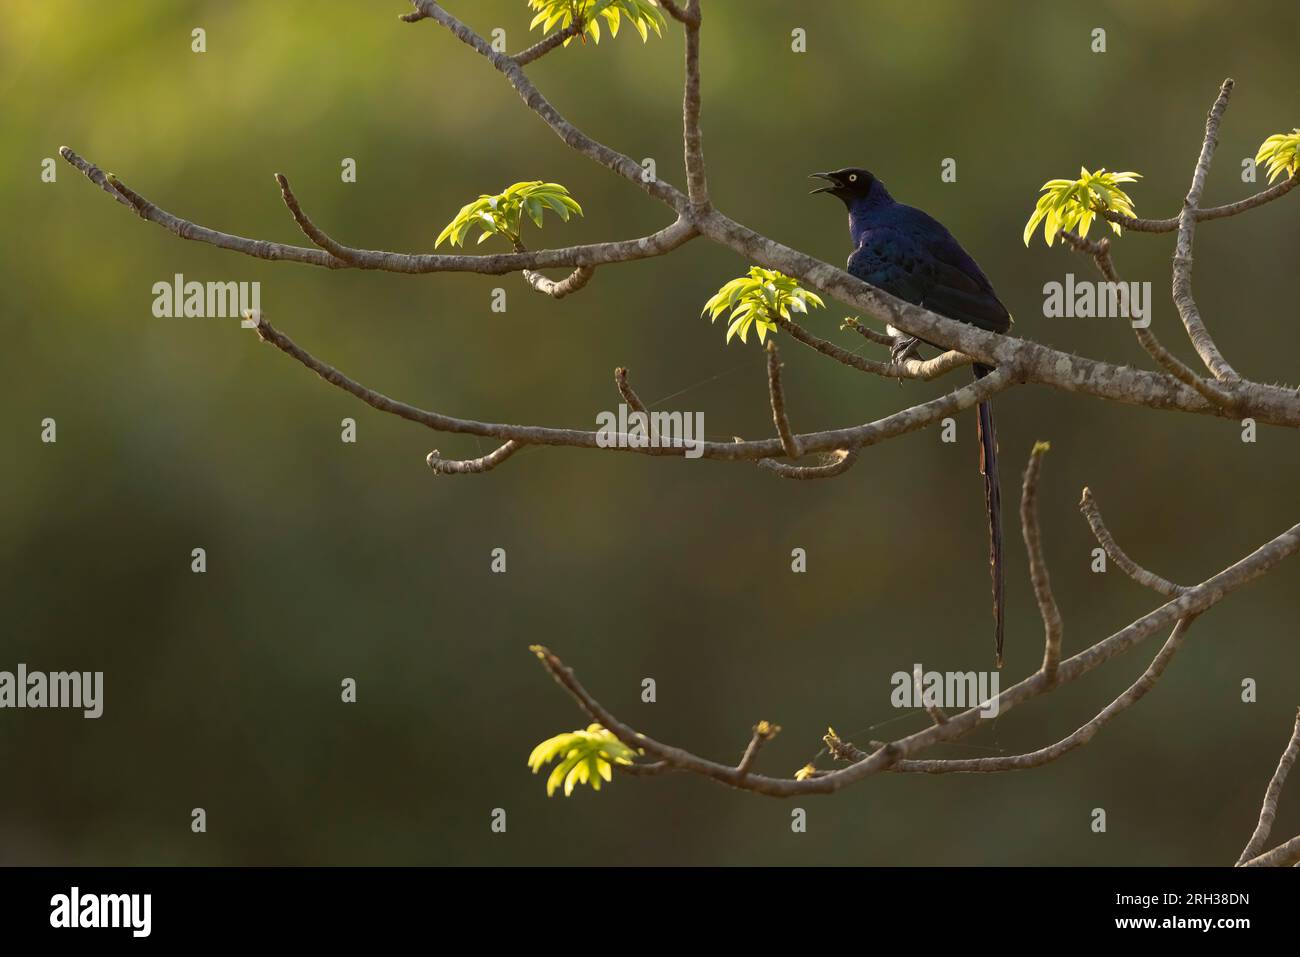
[973,363,1005,668]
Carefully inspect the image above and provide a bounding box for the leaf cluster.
[435,181,582,248]
[527,0,666,45]
[1256,129,1300,184]
[527,723,641,796]
[701,267,825,345]
[1023,167,1141,247]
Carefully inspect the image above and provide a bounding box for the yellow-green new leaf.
[701,266,824,346]
[1256,129,1300,184]
[528,723,641,797]
[526,0,665,46]
[1023,167,1142,246]
[435,181,582,248]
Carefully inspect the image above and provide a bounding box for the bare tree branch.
[275,173,360,265]
[427,441,522,474]
[736,720,780,779]
[1021,442,1063,680]
[823,728,871,764]
[1079,488,1187,598]
[532,492,1300,795]
[512,240,596,298]
[406,1,690,213]
[520,264,595,297]
[613,367,648,415]
[248,314,1013,463]
[56,143,134,209]
[680,1,708,209]
[891,617,1194,774]
[60,146,697,276]
[841,316,897,348]
[1060,229,1237,409]
[512,21,584,66]
[1102,172,1298,232]
[659,0,700,26]
[756,448,860,481]
[914,664,949,726]
[1240,835,1300,868]
[1237,709,1300,865]
[778,317,973,381]
[765,341,800,458]
[1173,78,1242,383]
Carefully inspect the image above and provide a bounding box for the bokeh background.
[2,0,1299,865]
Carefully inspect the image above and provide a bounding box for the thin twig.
[840,316,897,348]
[1079,487,1187,598]
[407,1,690,213]
[427,441,522,474]
[1237,709,1300,865]
[779,317,973,382]
[1240,835,1300,868]
[614,367,648,415]
[1060,229,1236,410]
[824,728,871,763]
[1102,172,1299,232]
[765,341,801,458]
[513,240,595,298]
[680,1,708,208]
[890,617,1195,774]
[1021,441,1063,680]
[60,146,697,276]
[736,720,780,779]
[512,21,584,66]
[523,265,595,297]
[914,664,949,726]
[756,449,859,480]
[659,0,700,26]
[1173,78,1242,383]
[275,173,359,264]
[249,314,1012,462]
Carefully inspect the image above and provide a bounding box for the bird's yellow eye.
[849,174,857,182]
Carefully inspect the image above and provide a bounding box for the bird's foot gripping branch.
[61,0,1300,854]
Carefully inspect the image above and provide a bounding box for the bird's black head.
[809,167,877,204]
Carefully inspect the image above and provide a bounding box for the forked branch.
[1237,709,1300,866]
[532,444,1300,797]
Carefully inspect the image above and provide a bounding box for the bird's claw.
[889,335,921,380]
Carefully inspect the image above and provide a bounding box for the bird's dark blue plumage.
[812,167,1010,665]
[838,176,1012,336]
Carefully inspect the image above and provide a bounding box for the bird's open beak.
[809,172,839,195]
